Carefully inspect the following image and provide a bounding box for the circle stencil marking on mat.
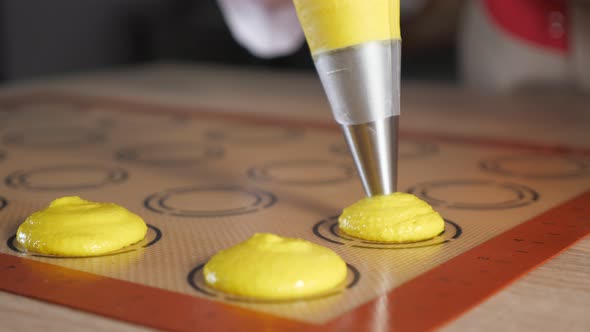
[3,126,105,148]
[480,155,590,179]
[0,196,7,211]
[187,262,360,303]
[398,141,439,160]
[0,100,87,114]
[313,216,462,249]
[407,179,539,209]
[99,112,188,130]
[248,160,355,185]
[331,140,439,160]
[144,185,276,217]
[329,142,350,157]
[205,125,303,144]
[5,165,128,191]
[0,101,92,127]
[116,142,224,166]
[6,224,162,258]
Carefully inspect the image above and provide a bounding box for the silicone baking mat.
[0,91,588,331]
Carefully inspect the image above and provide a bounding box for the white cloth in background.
[217,0,305,58]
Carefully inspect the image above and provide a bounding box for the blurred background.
[0,0,587,93]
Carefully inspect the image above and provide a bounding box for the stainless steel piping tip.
[341,115,398,196]
[314,40,401,196]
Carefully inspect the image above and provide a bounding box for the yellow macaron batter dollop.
[339,192,444,243]
[203,233,347,300]
[16,196,148,257]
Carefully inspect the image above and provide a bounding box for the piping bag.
[293,0,401,196]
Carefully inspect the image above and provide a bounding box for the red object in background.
[484,0,569,53]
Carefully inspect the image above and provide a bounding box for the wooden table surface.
[1,63,589,331]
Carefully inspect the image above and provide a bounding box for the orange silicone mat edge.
[325,190,590,332]
[0,253,316,332]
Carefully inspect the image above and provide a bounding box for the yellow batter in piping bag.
[294,0,401,196]
[204,233,347,300]
[294,0,401,55]
[16,196,147,257]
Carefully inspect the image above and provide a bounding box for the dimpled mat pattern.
[0,92,588,331]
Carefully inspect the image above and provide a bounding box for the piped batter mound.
[339,192,444,243]
[16,196,148,257]
[203,233,347,301]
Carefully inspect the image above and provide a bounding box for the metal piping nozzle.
[314,40,401,196]
[341,116,398,196]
